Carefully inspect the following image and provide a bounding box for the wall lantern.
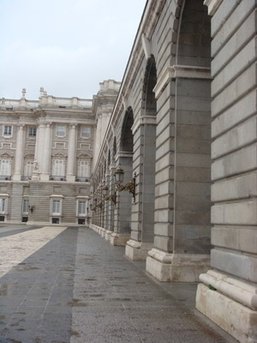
[102,184,117,205]
[114,166,136,202]
[28,205,35,213]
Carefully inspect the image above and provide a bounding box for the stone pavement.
[0,225,238,343]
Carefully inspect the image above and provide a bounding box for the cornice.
[204,0,223,16]
[154,65,211,98]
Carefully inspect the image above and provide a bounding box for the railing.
[0,175,11,181]
[0,95,93,110]
[49,176,66,181]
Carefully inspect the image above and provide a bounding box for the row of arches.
[90,1,257,342]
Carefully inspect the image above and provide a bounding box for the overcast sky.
[0,0,146,100]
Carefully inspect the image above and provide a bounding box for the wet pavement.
[0,225,237,343]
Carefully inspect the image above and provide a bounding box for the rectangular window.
[81,126,91,138]
[56,125,66,137]
[28,127,36,137]
[78,200,86,215]
[0,159,11,177]
[22,199,29,214]
[76,199,88,217]
[24,160,34,177]
[3,125,12,137]
[52,159,65,177]
[0,198,6,214]
[77,160,90,178]
[52,199,61,215]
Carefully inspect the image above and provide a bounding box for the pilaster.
[66,124,77,182]
[13,125,25,181]
[41,123,52,181]
[195,2,257,342]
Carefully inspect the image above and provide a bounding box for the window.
[81,126,91,138]
[76,198,88,220]
[3,125,12,137]
[22,199,29,214]
[77,160,90,178]
[24,160,34,178]
[0,159,11,177]
[0,198,6,213]
[56,125,66,137]
[52,159,65,177]
[77,200,87,216]
[52,199,61,215]
[28,127,36,137]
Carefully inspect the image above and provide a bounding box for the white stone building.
[0,81,119,225]
[89,1,257,342]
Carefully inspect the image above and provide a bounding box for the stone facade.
[90,1,257,342]
[0,81,119,225]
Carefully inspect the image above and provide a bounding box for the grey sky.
[0,0,146,100]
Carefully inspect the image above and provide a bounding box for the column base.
[125,240,153,260]
[110,233,130,246]
[12,174,21,181]
[146,248,209,282]
[196,270,257,343]
[32,172,40,181]
[104,230,112,241]
[66,175,76,182]
[40,174,49,181]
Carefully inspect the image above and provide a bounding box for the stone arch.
[142,54,157,116]
[107,150,111,167]
[114,107,135,239]
[173,0,211,255]
[112,137,117,162]
[120,107,134,153]
[147,0,212,282]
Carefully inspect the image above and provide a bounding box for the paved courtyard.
[0,225,237,343]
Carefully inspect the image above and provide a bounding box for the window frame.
[56,125,66,138]
[51,159,66,177]
[77,159,91,178]
[0,195,8,215]
[2,125,12,138]
[76,198,88,217]
[80,126,91,139]
[50,195,64,218]
[28,126,37,138]
[22,198,29,215]
[0,159,12,177]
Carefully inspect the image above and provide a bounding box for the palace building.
[1,0,257,342]
[0,80,120,226]
[89,1,257,342]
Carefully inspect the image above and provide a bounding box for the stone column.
[125,116,156,260]
[41,123,52,181]
[34,123,45,174]
[110,153,132,246]
[13,125,25,181]
[146,63,212,282]
[196,2,257,343]
[66,124,77,182]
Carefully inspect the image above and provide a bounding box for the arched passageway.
[126,55,157,260]
[147,0,211,281]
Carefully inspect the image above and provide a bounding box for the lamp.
[102,185,108,197]
[114,167,124,184]
[102,184,117,205]
[28,205,35,213]
[114,167,136,202]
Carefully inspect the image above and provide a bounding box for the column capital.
[16,123,25,129]
[46,122,52,128]
[154,65,211,99]
[132,115,156,134]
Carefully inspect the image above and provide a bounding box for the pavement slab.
[0,225,238,343]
